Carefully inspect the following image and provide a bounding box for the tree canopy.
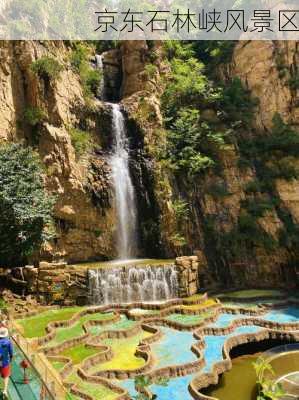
[0,143,55,267]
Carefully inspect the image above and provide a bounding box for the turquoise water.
[212,313,245,328]
[262,307,299,323]
[151,373,197,400]
[115,379,137,397]
[209,307,299,330]
[151,327,197,368]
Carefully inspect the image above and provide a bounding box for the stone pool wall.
[176,255,201,297]
[8,255,203,305]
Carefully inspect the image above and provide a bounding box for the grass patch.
[61,343,99,364]
[17,307,83,338]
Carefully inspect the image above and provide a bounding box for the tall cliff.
[0,39,298,288]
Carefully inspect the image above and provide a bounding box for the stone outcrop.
[0,41,117,263]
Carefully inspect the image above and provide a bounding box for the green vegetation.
[88,315,136,335]
[207,182,231,199]
[23,106,47,126]
[167,312,212,325]
[288,73,299,90]
[70,43,101,98]
[160,42,255,179]
[240,114,299,184]
[31,56,63,81]
[92,330,153,372]
[0,298,6,310]
[46,312,115,346]
[69,127,92,157]
[67,372,119,400]
[134,376,169,400]
[0,143,55,267]
[61,343,99,364]
[144,63,157,79]
[51,360,66,371]
[219,77,257,128]
[23,106,48,144]
[254,358,286,400]
[17,307,83,338]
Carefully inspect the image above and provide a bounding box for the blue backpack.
[0,341,10,366]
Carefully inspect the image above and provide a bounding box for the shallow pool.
[151,327,197,368]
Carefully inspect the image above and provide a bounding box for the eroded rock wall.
[0,41,117,263]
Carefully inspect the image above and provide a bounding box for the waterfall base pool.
[203,353,259,400]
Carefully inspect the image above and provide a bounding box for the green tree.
[0,143,55,267]
[134,376,169,400]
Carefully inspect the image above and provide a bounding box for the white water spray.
[88,265,179,305]
[110,103,138,259]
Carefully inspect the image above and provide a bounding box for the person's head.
[0,327,8,339]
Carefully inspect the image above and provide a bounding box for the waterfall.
[88,265,179,305]
[95,54,105,100]
[110,103,138,259]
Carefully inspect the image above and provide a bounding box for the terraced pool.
[13,291,299,400]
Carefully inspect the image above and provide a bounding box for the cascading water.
[95,54,105,99]
[110,103,138,259]
[88,265,179,305]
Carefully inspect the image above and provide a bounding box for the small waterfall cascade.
[88,265,179,305]
[95,54,105,99]
[109,103,138,259]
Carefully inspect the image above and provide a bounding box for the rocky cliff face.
[121,40,299,288]
[0,41,117,263]
[1,39,298,289]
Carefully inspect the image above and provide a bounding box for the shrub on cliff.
[70,43,101,98]
[31,56,63,81]
[0,143,55,267]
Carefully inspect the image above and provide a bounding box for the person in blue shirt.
[0,327,13,399]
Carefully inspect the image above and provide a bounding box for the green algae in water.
[17,307,84,338]
[167,312,211,325]
[204,353,259,400]
[67,372,119,400]
[51,360,66,371]
[90,330,153,372]
[88,315,136,335]
[61,343,99,364]
[45,312,115,346]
